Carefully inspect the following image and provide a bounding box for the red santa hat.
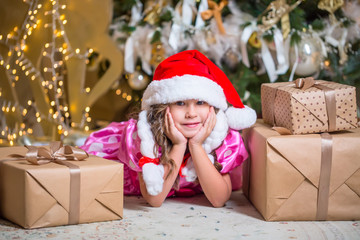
[137,50,256,158]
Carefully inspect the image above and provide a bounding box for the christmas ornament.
[318,0,344,23]
[150,41,165,69]
[201,0,228,35]
[222,48,240,71]
[319,0,347,65]
[143,0,168,25]
[257,0,303,39]
[248,32,261,48]
[290,34,323,76]
[126,71,150,91]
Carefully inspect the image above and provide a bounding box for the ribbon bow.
[10,141,88,165]
[201,0,228,35]
[294,77,337,132]
[294,77,316,90]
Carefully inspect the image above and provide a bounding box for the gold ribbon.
[201,0,228,35]
[294,77,337,132]
[294,77,316,90]
[9,142,88,225]
[317,132,333,220]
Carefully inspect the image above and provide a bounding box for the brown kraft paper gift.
[0,144,123,228]
[261,79,358,134]
[242,120,360,221]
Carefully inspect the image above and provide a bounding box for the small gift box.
[261,78,358,134]
[0,142,123,229]
[242,120,360,221]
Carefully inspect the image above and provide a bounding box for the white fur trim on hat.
[225,105,257,130]
[202,110,228,153]
[137,110,157,158]
[141,75,228,111]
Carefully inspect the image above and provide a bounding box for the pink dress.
[81,119,248,197]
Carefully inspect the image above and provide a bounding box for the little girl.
[81,50,256,207]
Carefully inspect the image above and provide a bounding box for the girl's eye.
[197,101,205,105]
[175,101,185,106]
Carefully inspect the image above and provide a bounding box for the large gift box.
[0,143,123,228]
[261,79,358,134]
[242,120,360,221]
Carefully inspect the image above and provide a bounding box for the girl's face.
[168,99,211,138]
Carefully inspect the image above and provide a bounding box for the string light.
[0,0,99,144]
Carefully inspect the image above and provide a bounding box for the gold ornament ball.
[126,71,150,90]
[290,35,323,76]
[222,49,240,70]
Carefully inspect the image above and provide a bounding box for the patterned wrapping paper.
[0,146,124,229]
[261,80,358,134]
[242,120,360,221]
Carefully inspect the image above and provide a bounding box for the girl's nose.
[185,104,197,118]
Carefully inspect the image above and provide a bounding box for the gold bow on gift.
[294,77,316,90]
[10,141,88,165]
[201,0,228,35]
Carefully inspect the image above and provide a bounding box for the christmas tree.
[112,0,360,115]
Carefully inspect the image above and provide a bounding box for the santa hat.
[138,49,256,158]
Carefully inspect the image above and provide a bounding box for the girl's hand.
[164,107,187,146]
[189,106,216,146]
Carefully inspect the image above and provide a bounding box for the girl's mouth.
[183,122,200,128]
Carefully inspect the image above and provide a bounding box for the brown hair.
[146,104,176,178]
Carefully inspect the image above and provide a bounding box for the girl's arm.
[189,107,232,207]
[188,144,232,207]
[138,107,187,207]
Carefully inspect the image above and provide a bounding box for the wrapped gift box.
[242,120,360,221]
[0,145,123,228]
[261,80,358,134]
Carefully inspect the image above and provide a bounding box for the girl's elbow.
[208,191,231,207]
[147,200,163,208]
[144,196,165,207]
[210,199,226,208]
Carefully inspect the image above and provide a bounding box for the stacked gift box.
[0,142,124,228]
[242,78,360,221]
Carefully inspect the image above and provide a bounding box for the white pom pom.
[225,105,257,130]
[142,163,164,196]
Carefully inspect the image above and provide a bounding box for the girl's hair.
[147,104,175,177]
[146,104,223,178]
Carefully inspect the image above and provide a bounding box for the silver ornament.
[290,35,323,76]
[126,71,150,91]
